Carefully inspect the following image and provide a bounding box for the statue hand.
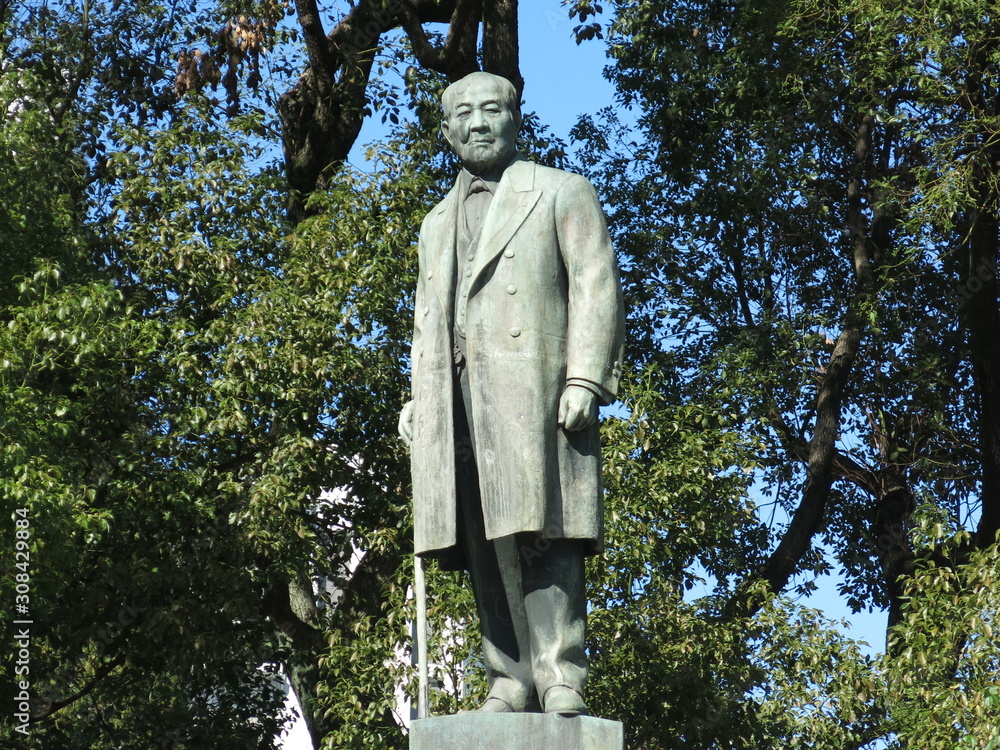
[398,400,414,447]
[558,385,598,432]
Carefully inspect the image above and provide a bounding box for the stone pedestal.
[409,713,624,750]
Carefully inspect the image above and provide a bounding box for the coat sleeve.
[554,173,625,403]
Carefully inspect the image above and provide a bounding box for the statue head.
[441,72,521,175]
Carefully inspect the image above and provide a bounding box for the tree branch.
[727,115,884,617]
[31,652,126,721]
[261,575,324,652]
[292,0,334,91]
[756,115,880,592]
[768,407,881,497]
[726,249,757,329]
[966,197,1000,547]
[280,0,477,221]
[400,0,480,79]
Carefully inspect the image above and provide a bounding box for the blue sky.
[517,2,618,139]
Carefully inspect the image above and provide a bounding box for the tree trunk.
[279,0,496,223]
[965,193,1000,547]
[262,573,328,739]
[958,54,1000,547]
[872,473,916,632]
[754,115,883,601]
[482,0,522,97]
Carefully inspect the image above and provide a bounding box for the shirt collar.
[459,151,519,196]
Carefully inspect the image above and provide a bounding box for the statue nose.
[470,111,488,131]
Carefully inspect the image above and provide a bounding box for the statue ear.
[440,118,454,149]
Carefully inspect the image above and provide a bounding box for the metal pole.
[414,554,429,719]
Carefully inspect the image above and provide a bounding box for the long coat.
[409,156,625,562]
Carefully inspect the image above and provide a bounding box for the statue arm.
[553,173,626,404]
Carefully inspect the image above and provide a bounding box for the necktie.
[455,177,492,365]
[466,178,490,238]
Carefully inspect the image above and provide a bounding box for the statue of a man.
[399,71,625,717]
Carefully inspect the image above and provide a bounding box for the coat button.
[506,284,516,295]
[504,248,514,258]
[422,306,429,316]
[510,327,521,337]
[426,271,433,279]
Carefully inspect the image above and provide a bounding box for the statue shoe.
[542,685,589,717]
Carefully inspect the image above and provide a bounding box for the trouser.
[453,364,588,710]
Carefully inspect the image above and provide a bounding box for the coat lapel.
[470,159,541,287]
[425,158,541,316]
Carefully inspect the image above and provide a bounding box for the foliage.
[888,524,1000,750]
[3,0,508,743]
[0,63,86,302]
[1,85,292,746]
[582,362,890,748]
[560,0,1000,746]
[4,0,1000,747]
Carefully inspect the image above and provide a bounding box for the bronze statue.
[400,71,625,717]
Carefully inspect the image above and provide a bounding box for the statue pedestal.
[409,713,624,750]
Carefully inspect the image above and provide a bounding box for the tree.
[1,69,294,746]
[565,0,1000,745]
[2,1,538,747]
[274,0,521,220]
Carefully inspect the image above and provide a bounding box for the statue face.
[441,77,520,174]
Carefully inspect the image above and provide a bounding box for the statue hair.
[441,72,521,118]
